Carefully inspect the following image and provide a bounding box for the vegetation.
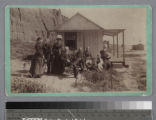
[132,58,146,91]
[82,69,127,91]
[11,77,46,93]
[83,70,110,83]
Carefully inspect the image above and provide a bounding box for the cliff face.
[10,8,67,42]
[10,8,68,59]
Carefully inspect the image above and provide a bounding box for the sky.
[59,7,146,45]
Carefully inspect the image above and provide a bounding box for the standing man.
[43,34,54,74]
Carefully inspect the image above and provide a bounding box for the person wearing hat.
[100,45,111,70]
[29,37,45,78]
[51,34,65,74]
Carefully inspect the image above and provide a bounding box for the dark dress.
[43,43,54,74]
[29,42,44,77]
[51,42,64,74]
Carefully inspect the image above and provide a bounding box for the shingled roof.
[56,13,104,31]
[55,12,125,36]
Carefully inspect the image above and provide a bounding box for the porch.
[103,29,126,66]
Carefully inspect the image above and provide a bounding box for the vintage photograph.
[9,7,149,93]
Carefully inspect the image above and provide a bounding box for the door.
[64,32,77,50]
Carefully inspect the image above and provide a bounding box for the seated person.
[84,46,92,58]
[73,47,84,71]
[63,46,71,66]
[100,47,111,70]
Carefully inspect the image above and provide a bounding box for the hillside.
[10,8,68,59]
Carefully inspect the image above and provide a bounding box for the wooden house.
[54,13,126,65]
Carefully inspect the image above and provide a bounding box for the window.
[64,32,77,50]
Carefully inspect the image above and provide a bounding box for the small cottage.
[54,13,104,57]
[54,13,126,65]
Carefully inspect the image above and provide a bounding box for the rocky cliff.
[10,8,67,42]
[10,8,68,59]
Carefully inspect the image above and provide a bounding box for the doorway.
[64,32,77,50]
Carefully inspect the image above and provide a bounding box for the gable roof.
[55,13,104,31]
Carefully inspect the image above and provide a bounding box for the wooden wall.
[60,30,103,58]
[77,30,103,57]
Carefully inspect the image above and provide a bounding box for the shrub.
[82,69,124,91]
[83,70,111,83]
[11,77,46,93]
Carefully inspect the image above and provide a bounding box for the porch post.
[83,31,85,51]
[117,34,119,58]
[122,31,125,64]
[113,35,115,56]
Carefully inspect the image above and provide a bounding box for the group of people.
[29,35,64,78]
[29,34,111,78]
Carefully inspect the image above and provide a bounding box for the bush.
[11,77,46,93]
[82,69,125,91]
[83,70,111,83]
[82,70,111,91]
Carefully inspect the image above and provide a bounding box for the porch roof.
[103,29,126,36]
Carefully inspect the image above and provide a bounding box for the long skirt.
[29,56,44,78]
[51,55,65,74]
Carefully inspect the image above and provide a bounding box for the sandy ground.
[11,60,92,93]
[11,50,146,93]
[115,50,146,91]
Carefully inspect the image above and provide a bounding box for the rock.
[10,8,68,42]
[10,8,68,59]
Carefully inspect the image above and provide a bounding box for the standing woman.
[51,35,64,74]
[29,37,44,78]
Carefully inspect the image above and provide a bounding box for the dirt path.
[115,64,140,91]
[114,51,146,91]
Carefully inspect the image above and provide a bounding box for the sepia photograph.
[6,6,152,95]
